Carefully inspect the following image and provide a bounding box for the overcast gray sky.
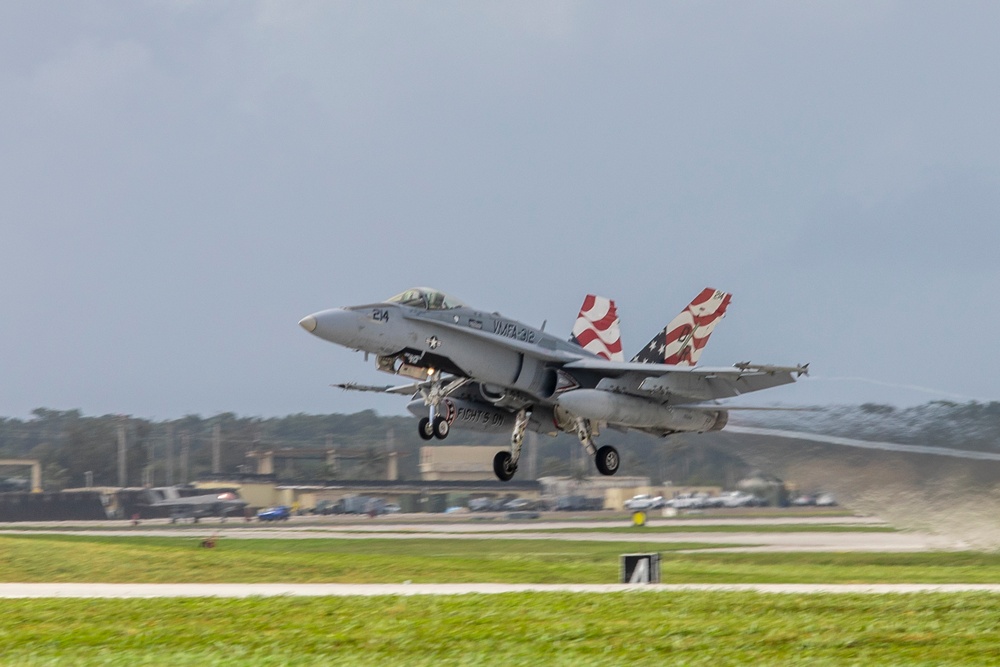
[2,2,998,419]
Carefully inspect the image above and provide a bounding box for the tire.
[417,417,434,441]
[432,416,450,439]
[493,451,516,482]
[595,445,620,476]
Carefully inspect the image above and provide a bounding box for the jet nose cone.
[298,315,318,333]
[298,308,364,347]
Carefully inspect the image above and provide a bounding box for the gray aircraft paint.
[301,288,804,480]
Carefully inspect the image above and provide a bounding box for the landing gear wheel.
[417,417,434,441]
[493,451,517,482]
[595,445,620,476]
[432,416,450,439]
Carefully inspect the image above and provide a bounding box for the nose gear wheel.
[432,416,450,439]
[417,417,434,441]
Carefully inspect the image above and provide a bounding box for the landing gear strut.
[493,409,528,482]
[576,418,619,477]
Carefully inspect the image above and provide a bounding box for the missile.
[557,389,727,433]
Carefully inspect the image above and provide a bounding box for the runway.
[1,513,995,598]
[0,514,966,552]
[3,582,1000,598]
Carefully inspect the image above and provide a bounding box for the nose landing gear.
[416,373,467,440]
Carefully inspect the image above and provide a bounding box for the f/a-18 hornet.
[299,287,807,482]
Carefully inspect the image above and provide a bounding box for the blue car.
[257,505,291,521]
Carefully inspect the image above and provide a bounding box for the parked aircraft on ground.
[299,287,807,482]
[144,486,248,523]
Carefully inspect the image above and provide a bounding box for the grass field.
[3,592,1000,666]
[4,531,1000,665]
[3,534,1000,584]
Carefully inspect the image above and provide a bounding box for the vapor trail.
[803,376,982,402]
[726,426,1000,462]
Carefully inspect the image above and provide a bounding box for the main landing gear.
[492,413,621,482]
[576,417,620,477]
[493,409,528,482]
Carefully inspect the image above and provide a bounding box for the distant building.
[419,446,498,481]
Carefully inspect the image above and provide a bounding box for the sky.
[2,2,999,420]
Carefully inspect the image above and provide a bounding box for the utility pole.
[146,428,155,488]
[180,432,190,484]
[386,428,397,481]
[212,423,221,474]
[117,419,127,488]
[165,423,175,486]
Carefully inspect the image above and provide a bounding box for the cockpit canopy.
[386,287,467,311]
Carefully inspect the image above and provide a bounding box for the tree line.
[1,401,996,491]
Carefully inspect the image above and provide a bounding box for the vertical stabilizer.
[632,288,731,365]
[570,295,624,361]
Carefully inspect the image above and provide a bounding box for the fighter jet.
[144,486,248,523]
[299,287,807,482]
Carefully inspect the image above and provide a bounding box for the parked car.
[668,493,707,510]
[257,505,291,521]
[311,499,338,515]
[554,495,604,511]
[815,493,837,506]
[625,494,664,511]
[502,498,532,511]
[468,497,500,512]
[718,491,763,508]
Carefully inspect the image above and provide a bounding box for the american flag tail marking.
[570,294,624,361]
[631,288,732,365]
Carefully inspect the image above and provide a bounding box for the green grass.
[659,551,1000,584]
[0,535,719,583]
[4,535,1000,584]
[2,593,1000,665]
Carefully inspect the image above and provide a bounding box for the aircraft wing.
[562,359,808,402]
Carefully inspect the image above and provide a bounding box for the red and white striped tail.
[632,288,732,366]
[570,295,624,361]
